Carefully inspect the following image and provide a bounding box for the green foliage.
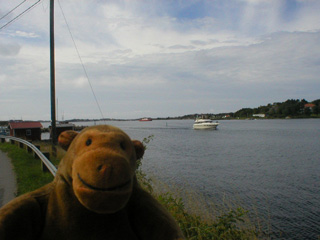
[157,193,258,240]
[142,134,154,145]
[136,135,154,193]
[0,143,53,196]
[32,141,64,167]
[311,99,320,115]
[235,108,254,118]
[0,121,8,126]
[235,99,320,118]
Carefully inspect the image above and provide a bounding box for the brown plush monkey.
[0,125,184,240]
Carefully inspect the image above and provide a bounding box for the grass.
[1,140,261,239]
[0,143,54,195]
[32,140,66,167]
[158,192,259,240]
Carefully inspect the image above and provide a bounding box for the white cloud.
[13,30,39,38]
[239,0,274,4]
[0,0,319,120]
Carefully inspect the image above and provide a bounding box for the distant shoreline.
[1,115,320,126]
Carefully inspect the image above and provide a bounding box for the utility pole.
[50,0,57,144]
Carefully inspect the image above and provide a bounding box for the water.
[43,119,320,239]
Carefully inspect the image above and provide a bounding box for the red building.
[304,103,316,109]
[9,121,43,141]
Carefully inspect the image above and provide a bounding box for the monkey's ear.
[58,130,78,151]
[132,140,145,160]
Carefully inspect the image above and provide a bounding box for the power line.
[57,0,105,121]
[0,0,26,21]
[0,0,41,30]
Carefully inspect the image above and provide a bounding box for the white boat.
[193,118,219,130]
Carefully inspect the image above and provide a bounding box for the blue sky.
[0,0,320,120]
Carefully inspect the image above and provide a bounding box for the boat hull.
[139,118,152,121]
[193,123,219,130]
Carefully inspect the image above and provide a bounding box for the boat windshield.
[195,119,212,123]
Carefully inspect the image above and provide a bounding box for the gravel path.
[0,151,17,207]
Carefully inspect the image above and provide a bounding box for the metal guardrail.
[0,135,57,176]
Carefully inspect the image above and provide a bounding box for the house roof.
[304,103,316,108]
[9,121,43,129]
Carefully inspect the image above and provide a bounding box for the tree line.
[234,99,320,118]
[167,99,320,120]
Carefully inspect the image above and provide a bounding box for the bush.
[156,193,258,240]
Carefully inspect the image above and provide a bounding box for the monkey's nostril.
[97,165,103,171]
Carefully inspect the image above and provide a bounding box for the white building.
[252,114,265,118]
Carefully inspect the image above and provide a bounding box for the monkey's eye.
[120,141,126,150]
[86,139,92,146]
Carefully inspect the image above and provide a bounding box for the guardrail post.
[24,140,32,152]
[1,138,4,143]
[19,142,24,148]
[27,146,33,154]
[10,139,15,145]
[33,145,41,159]
[42,152,50,173]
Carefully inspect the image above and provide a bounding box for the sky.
[0,0,320,120]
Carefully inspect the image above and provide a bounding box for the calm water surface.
[47,119,320,239]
